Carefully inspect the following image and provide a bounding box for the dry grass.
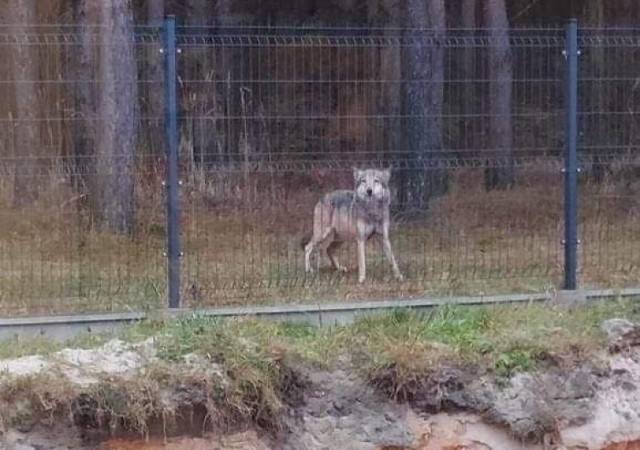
[0,361,289,440]
[0,318,305,440]
[0,166,638,316]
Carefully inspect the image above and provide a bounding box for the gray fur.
[327,190,355,210]
[303,168,403,283]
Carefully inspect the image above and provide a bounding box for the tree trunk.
[461,0,477,152]
[214,0,233,164]
[147,0,163,23]
[381,0,402,169]
[367,0,382,159]
[143,0,164,157]
[217,0,245,165]
[8,0,40,208]
[180,0,233,170]
[72,0,98,198]
[399,0,448,214]
[183,0,230,166]
[461,0,477,100]
[483,0,515,190]
[95,0,137,234]
[586,0,609,183]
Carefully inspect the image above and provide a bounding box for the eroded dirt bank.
[2,318,640,450]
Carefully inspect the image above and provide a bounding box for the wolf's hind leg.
[327,241,347,272]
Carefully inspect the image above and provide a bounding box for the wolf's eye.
[374,179,380,184]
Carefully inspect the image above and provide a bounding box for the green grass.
[339,298,640,376]
[2,299,638,376]
[7,298,634,376]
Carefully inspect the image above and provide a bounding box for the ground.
[1,299,640,449]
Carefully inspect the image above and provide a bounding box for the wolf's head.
[353,168,391,202]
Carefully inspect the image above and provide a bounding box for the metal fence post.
[563,19,579,290]
[163,15,181,308]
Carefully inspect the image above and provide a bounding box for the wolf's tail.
[300,232,312,250]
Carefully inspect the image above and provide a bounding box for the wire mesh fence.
[0,23,638,316]
[0,25,167,315]
[576,29,640,290]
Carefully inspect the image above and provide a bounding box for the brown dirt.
[100,431,271,450]
[602,442,640,450]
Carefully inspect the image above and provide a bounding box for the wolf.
[302,168,403,283]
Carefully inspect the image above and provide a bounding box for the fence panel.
[578,29,640,289]
[0,23,638,316]
[176,27,568,308]
[0,26,166,316]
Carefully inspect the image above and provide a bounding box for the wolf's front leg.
[357,239,366,283]
[380,224,403,282]
[382,235,403,281]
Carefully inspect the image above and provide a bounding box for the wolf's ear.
[380,168,391,185]
[353,167,362,183]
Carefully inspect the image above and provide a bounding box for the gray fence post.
[563,19,579,290]
[163,15,181,308]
